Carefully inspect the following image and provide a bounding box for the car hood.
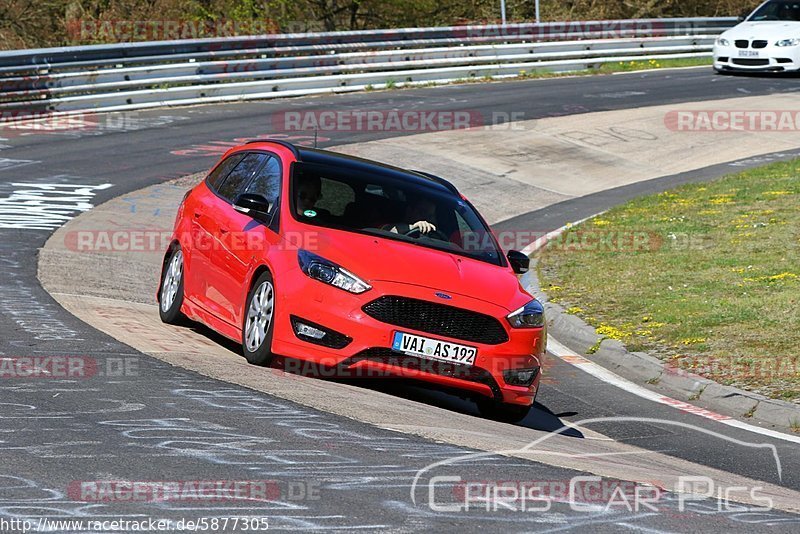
[300,227,531,312]
[722,21,800,40]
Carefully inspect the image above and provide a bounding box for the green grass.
[364,57,712,94]
[594,56,711,73]
[538,159,800,402]
[518,57,711,78]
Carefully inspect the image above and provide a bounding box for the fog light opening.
[503,366,540,387]
[289,315,353,349]
[295,322,327,340]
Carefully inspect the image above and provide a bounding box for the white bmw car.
[713,0,800,73]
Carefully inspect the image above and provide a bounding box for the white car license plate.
[738,50,760,57]
[391,331,477,365]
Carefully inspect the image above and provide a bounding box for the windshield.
[290,161,504,266]
[749,0,800,21]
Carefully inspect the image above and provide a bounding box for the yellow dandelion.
[681,337,706,345]
[709,195,734,205]
[596,324,631,340]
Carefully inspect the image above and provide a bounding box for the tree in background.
[0,0,758,50]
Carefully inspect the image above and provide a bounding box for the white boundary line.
[547,337,800,445]
[527,216,800,445]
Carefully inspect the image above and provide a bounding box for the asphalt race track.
[2,67,800,532]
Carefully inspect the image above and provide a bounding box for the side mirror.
[233,193,273,221]
[507,250,530,274]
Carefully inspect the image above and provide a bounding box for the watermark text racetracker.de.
[456,20,710,40]
[64,229,320,253]
[273,110,527,132]
[65,228,711,254]
[473,229,711,253]
[66,18,278,42]
[0,356,138,379]
[664,354,800,383]
[665,110,800,132]
[67,479,320,502]
[0,111,147,138]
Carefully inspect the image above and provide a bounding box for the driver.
[296,175,322,214]
[385,196,437,235]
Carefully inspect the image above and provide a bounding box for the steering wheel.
[403,226,449,242]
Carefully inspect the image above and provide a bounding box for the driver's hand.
[410,220,436,234]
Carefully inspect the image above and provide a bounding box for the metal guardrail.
[0,17,736,115]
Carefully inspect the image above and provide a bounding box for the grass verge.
[594,56,712,73]
[376,56,713,91]
[538,159,800,402]
[518,56,712,78]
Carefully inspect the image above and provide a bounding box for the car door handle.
[219,227,229,235]
[193,211,202,219]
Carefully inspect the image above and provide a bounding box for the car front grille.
[731,58,770,66]
[735,40,749,48]
[752,40,768,49]
[362,295,509,345]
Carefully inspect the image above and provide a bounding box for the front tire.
[242,271,277,366]
[476,397,533,424]
[159,246,187,325]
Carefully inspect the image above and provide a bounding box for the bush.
[0,0,757,50]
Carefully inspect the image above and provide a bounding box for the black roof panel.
[297,146,459,195]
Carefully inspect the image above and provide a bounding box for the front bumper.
[271,271,544,406]
[714,45,800,72]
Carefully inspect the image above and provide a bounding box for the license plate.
[391,331,477,365]
[738,50,760,57]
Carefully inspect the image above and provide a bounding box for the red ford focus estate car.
[158,140,545,422]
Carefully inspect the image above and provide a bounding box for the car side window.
[316,177,355,217]
[244,155,281,206]
[206,153,245,192]
[217,153,267,202]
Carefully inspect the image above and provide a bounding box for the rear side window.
[206,153,245,191]
[217,153,267,201]
[244,155,281,205]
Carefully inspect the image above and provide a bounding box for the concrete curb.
[525,258,800,432]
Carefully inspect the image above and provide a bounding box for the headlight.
[506,299,545,328]
[776,38,800,47]
[716,37,730,46]
[297,249,371,294]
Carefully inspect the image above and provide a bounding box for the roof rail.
[413,170,459,195]
[245,139,301,159]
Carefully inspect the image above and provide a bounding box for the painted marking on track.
[0,181,112,230]
[0,158,37,172]
[584,91,647,99]
[546,336,800,445]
